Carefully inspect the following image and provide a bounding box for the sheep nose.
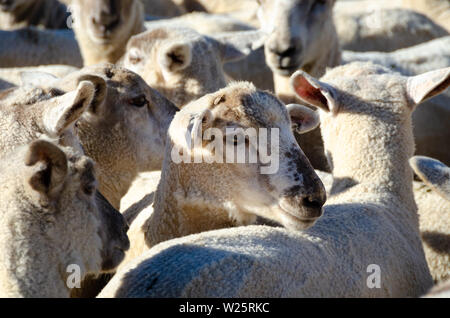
[301,194,326,217]
[92,13,119,31]
[269,45,298,58]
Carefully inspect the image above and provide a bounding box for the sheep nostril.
[302,196,323,210]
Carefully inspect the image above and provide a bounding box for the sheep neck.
[146,161,237,247]
[76,121,138,210]
[329,117,418,216]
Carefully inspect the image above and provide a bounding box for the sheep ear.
[406,67,450,107]
[188,109,214,149]
[75,74,107,114]
[287,104,320,134]
[43,81,95,136]
[20,71,58,87]
[160,42,193,73]
[290,70,338,115]
[25,139,68,200]
[213,30,268,63]
[409,156,450,201]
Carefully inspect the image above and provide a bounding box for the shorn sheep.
[0,0,70,30]
[317,161,449,284]
[0,139,128,297]
[409,156,450,283]
[334,8,448,52]
[115,81,327,269]
[257,0,341,172]
[98,62,450,298]
[122,26,266,108]
[24,64,179,210]
[71,0,145,66]
[0,77,131,272]
[0,28,82,68]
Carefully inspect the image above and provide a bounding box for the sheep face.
[123,27,257,108]
[0,140,128,296]
[258,0,336,76]
[57,65,178,196]
[169,82,326,230]
[0,0,29,12]
[73,0,141,45]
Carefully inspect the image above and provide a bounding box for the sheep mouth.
[277,203,319,229]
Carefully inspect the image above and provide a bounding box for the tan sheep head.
[0,77,105,158]
[72,0,143,45]
[290,62,450,181]
[53,64,178,207]
[258,0,336,76]
[0,139,128,296]
[410,156,450,201]
[165,82,326,231]
[123,26,266,107]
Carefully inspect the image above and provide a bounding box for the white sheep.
[409,156,450,283]
[0,0,70,30]
[12,63,178,211]
[257,0,341,171]
[141,0,186,18]
[113,81,327,272]
[317,164,449,284]
[122,26,266,108]
[343,37,450,166]
[0,139,128,297]
[0,65,78,90]
[71,0,145,66]
[99,62,450,298]
[334,7,448,52]
[0,28,82,67]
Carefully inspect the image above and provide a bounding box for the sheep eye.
[129,95,148,108]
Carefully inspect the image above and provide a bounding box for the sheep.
[334,8,449,52]
[343,36,450,77]
[113,82,327,271]
[0,78,101,157]
[143,14,273,91]
[141,0,186,18]
[257,0,342,172]
[317,164,449,284]
[71,0,145,66]
[178,0,260,27]
[0,28,83,67]
[409,156,450,283]
[98,62,450,298]
[343,37,450,166]
[0,0,70,30]
[0,65,78,89]
[122,26,266,108]
[335,0,450,33]
[0,76,132,274]
[401,0,450,33]
[410,156,450,201]
[0,138,129,297]
[14,63,179,211]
